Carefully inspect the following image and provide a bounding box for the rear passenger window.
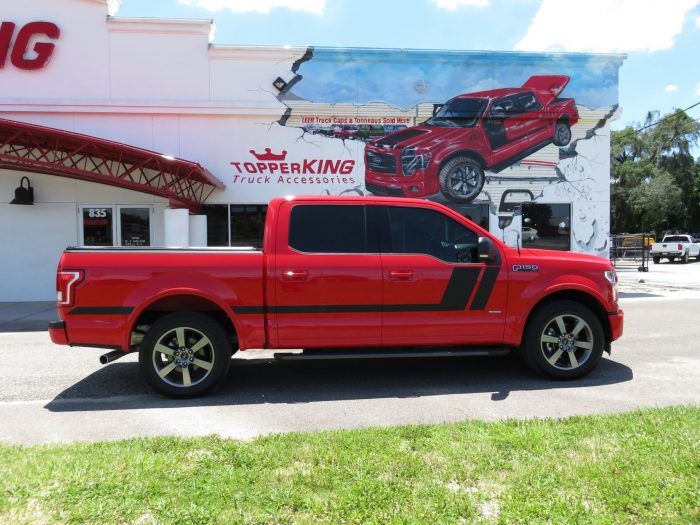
[387,206,478,263]
[289,205,367,253]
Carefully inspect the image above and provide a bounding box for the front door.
[380,205,507,346]
[273,202,383,348]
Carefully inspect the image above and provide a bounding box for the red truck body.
[50,196,622,397]
[364,75,579,202]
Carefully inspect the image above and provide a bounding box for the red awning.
[0,117,225,210]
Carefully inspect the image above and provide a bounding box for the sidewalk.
[0,302,56,332]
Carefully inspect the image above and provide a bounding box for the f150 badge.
[513,265,539,272]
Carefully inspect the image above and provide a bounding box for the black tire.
[552,121,572,146]
[139,311,231,398]
[652,256,660,264]
[438,156,485,203]
[681,252,689,264]
[522,300,605,380]
[669,256,676,262]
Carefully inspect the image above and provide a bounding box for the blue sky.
[115,0,700,131]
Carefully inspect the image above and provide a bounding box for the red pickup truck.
[365,75,579,202]
[50,196,623,397]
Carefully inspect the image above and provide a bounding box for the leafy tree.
[611,109,700,234]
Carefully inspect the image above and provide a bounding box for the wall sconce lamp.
[273,76,287,91]
[10,176,34,205]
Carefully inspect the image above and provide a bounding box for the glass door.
[79,205,153,247]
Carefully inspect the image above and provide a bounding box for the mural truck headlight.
[401,146,431,176]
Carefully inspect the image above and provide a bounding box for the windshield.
[424,97,487,128]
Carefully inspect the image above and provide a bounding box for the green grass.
[1,406,698,524]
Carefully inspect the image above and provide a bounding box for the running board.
[273,346,512,361]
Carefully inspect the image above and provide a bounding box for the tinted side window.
[289,205,367,253]
[386,207,478,263]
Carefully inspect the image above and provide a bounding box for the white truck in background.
[650,235,700,264]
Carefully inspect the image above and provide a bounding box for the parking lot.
[1,262,699,445]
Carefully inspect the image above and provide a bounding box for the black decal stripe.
[232,306,266,315]
[232,267,486,315]
[68,306,133,315]
[469,267,500,310]
[438,267,482,310]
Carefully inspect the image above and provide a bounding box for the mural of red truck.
[364,75,579,203]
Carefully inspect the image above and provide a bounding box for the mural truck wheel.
[438,156,485,203]
[553,121,572,146]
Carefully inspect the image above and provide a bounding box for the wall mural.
[230,48,623,257]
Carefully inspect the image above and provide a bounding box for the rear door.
[379,205,507,346]
[273,202,383,348]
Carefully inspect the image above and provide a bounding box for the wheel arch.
[438,149,487,171]
[522,289,611,348]
[123,290,240,352]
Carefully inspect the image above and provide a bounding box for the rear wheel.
[139,312,231,398]
[652,256,660,264]
[522,300,604,380]
[682,252,689,264]
[438,156,485,203]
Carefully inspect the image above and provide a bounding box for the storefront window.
[81,207,113,246]
[231,205,267,246]
[522,203,571,251]
[201,204,229,246]
[119,208,150,246]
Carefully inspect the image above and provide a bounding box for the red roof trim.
[0,117,225,209]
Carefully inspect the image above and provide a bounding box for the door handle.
[281,269,308,282]
[389,269,414,281]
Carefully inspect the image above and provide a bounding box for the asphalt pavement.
[1,261,699,445]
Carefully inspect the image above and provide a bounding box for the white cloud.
[696,15,700,27]
[177,0,326,15]
[516,0,699,52]
[430,0,489,10]
[665,84,679,92]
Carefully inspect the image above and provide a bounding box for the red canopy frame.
[0,117,225,210]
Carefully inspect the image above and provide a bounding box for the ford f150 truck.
[364,75,579,203]
[650,235,700,264]
[50,196,622,397]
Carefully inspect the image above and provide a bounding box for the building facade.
[0,0,625,301]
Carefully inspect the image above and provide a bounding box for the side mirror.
[478,237,499,264]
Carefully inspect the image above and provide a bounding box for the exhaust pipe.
[99,349,128,365]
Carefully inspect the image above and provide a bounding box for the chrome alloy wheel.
[539,314,593,371]
[448,164,480,196]
[151,326,215,388]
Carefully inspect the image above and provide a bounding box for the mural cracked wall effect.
[261,47,624,256]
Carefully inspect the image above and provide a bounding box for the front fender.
[504,274,611,347]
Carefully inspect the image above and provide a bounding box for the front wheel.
[139,312,231,398]
[438,156,485,203]
[522,300,605,380]
[552,121,572,146]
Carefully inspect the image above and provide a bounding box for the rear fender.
[122,285,245,352]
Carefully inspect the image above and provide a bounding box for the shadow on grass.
[45,353,633,412]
